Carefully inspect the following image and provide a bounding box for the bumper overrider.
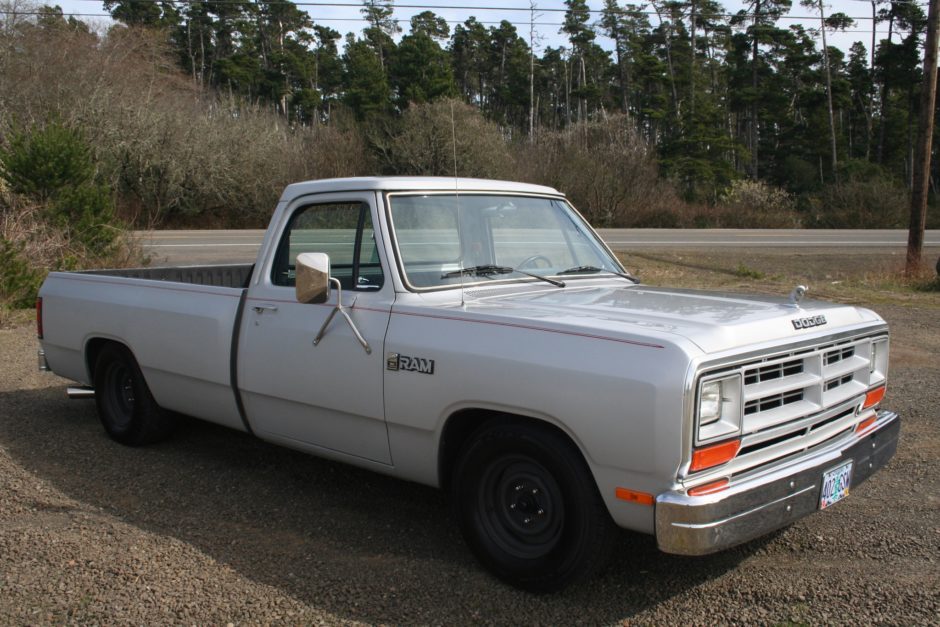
[656,410,900,556]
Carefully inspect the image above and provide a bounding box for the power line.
[58,0,913,21]
[0,8,899,31]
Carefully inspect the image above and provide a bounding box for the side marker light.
[615,488,654,506]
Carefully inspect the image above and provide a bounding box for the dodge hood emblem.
[792,315,827,330]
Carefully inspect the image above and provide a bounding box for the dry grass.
[619,247,940,308]
[1,27,375,228]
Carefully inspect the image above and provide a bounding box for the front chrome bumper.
[656,410,900,556]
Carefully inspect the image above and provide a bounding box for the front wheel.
[93,344,174,446]
[452,421,617,592]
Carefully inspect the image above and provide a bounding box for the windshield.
[388,193,625,290]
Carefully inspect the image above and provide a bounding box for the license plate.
[819,461,853,509]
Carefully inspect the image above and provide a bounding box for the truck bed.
[39,264,253,433]
[82,264,255,289]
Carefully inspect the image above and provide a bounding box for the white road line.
[146,243,262,247]
[604,241,940,246]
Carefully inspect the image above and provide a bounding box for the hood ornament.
[788,285,808,308]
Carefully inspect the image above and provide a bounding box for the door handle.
[252,304,279,314]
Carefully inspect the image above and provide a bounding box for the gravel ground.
[1,281,938,624]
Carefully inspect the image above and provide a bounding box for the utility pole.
[818,0,838,178]
[907,0,940,275]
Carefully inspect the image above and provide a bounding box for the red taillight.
[862,385,886,409]
[36,297,43,339]
[690,439,741,472]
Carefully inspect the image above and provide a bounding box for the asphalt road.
[139,229,940,266]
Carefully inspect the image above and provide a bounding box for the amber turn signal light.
[690,439,741,472]
[862,385,886,409]
[688,478,730,496]
[855,415,877,434]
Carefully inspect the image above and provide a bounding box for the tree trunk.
[877,10,895,163]
[690,0,697,118]
[751,0,761,179]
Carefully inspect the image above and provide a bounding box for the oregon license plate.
[820,461,853,509]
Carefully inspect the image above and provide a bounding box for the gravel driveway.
[1,302,938,625]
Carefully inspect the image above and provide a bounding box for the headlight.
[699,381,723,425]
[696,374,743,443]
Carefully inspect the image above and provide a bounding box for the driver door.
[237,193,393,464]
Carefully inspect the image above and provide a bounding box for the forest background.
[0,0,937,306]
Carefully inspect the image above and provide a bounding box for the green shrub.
[0,120,95,200]
[0,238,44,309]
[53,184,118,255]
[1,119,121,255]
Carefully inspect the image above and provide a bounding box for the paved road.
[138,229,940,265]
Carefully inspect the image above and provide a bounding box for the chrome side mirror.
[295,252,331,304]
[297,251,372,355]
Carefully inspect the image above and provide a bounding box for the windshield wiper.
[443,265,565,288]
[557,265,638,283]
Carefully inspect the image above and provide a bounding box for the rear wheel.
[93,344,174,446]
[452,421,617,592]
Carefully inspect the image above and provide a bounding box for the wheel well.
[84,338,128,382]
[438,409,584,491]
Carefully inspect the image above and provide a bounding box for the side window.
[271,201,385,291]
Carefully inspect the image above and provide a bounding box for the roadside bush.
[0,120,94,201]
[380,98,512,178]
[0,120,119,254]
[0,237,43,309]
[515,116,683,227]
[0,119,140,309]
[808,176,909,228]
[52,183,118,255]
[713,179,802,227]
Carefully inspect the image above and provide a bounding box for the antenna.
[451,99,465,308]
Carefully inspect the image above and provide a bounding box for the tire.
[93,344,174,446]
[451,421,617,592]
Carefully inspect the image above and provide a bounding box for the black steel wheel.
[452,421,617,592]
[93,344,174,446]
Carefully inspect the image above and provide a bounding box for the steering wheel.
[516,254,553,270]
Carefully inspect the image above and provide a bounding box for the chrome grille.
[690,333,889,480]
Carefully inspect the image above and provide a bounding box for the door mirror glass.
[295,252,331,304]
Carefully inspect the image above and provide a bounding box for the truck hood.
[464,283,882,354]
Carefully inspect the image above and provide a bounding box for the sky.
[42,0,931,57]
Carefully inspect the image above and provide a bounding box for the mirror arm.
[312,278,372,355]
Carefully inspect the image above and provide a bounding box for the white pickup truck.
[37,177,899,591]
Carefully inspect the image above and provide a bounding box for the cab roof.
[280,177,562,200]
